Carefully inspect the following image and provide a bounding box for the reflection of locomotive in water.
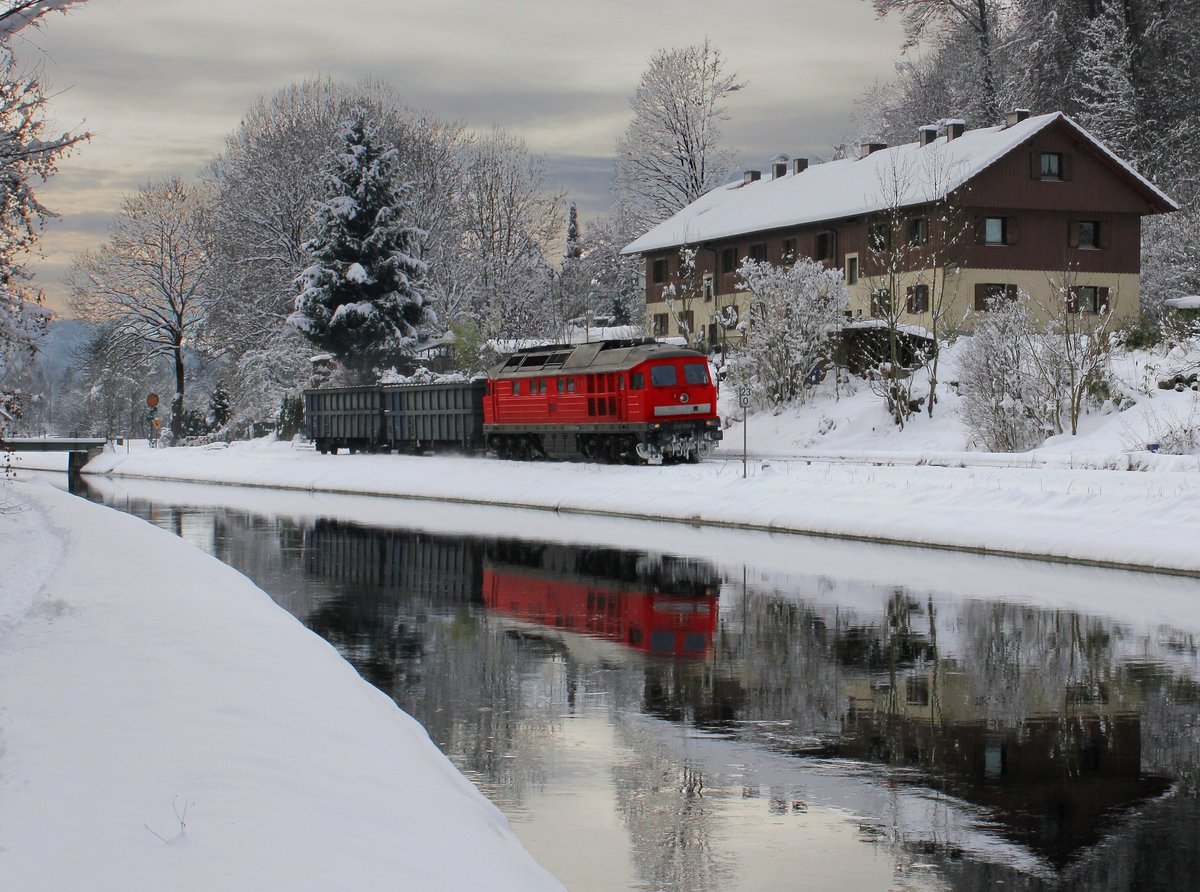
[297,520,721,658]
[482,542,719,658]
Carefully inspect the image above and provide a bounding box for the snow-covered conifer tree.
[291,110,427,378]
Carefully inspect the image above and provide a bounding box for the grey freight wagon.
[303,380,487,455]
[384,381,486,453]
[304,386,386,454]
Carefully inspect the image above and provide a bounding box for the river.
[74,474,1200,891]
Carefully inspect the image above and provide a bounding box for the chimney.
[770,153,789,179]
[945,119,966,141]
[1005,108,1031,127]
[742,169,761,185]
[858,142,887,159]
[918,125,939,147]
[793,157,808,174]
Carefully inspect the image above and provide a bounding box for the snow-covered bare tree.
[729,257,848,407]
[1030,273,1118,436]
[958,295,1045,452]
[0,0,89,406]
[454,127,562,348]
[614,39,745,234]
[69,178,213,440]
[0,0,86,36]
[580,211,644,328]
[661,245,705,349]
[291,109,428,379]
[867,0,1006,124]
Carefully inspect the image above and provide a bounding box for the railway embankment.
[25,437,1199,577]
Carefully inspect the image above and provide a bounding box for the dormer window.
[1040,152,1063,180]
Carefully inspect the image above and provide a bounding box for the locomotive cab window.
[650,365,678,387]
[684,363,708,385]
[511,381,520,395]
[567,378,576,392]
[631,373,645,390]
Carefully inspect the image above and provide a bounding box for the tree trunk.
[172,341,185,440]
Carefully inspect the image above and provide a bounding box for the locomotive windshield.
[684,364,709,385]
[650,365,677,387]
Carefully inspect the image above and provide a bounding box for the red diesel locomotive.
[483,338,722,464]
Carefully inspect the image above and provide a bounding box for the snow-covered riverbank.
[0,477,563,891]
[35,436,1200,576]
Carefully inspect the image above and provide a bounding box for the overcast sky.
[22,0,904,313]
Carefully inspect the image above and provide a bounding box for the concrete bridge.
[2,437,108,474]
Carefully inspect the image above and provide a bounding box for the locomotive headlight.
[680,393,689,404]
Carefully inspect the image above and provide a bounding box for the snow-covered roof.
[622,112,1177,256]
[1164,295,1200,310]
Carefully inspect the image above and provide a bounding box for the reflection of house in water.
[653,587,1177,874]
[483,541,719,658]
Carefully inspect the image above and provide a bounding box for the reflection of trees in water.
[609,719,731,892]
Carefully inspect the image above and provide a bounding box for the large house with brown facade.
[621,111,1176,350]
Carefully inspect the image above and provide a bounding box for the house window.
[678,310,695,337]
[908,217,926,246]
[1078,220,1100,249]
[652,258,667,283]
[906,284,929,313]
[720,247,737,274]
[984,216,1008,245]
[749,242,767,262]
[869,223,891,252]
[845,254,859,285]
[1040,152,1063,180]
[975,282,1016,310]
[1069,285,1106,314]
[702,274,714,301]
[870,288,892,316]
[783,237,797,260]
[651,313,668,337]
[815,230,835,262]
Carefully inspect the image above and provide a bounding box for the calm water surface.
[75,476,1200,891]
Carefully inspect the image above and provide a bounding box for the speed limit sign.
[738,387,751,408]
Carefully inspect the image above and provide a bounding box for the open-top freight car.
[305,380,486,455]
[303,338,721,463]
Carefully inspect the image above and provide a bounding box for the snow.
[35,424,1187,575]
[0,478,563,891]
[622,112,1177,255]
